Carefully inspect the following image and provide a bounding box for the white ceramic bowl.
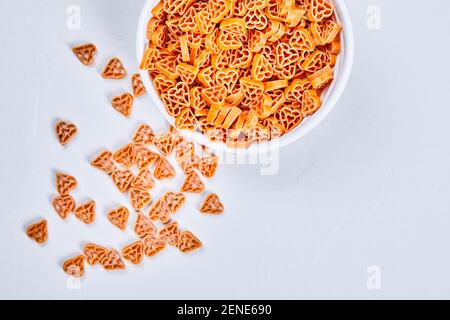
[136,0,354,154]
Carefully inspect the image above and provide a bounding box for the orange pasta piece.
[201,85,227,108]
[179,35,190,62]
[83,243,108,265]
[134,212,156,238]
[74,200,96,224]
[197,155,219,178]
[151,1,166,19]
[142,234,167,257]
[196,11,215,35]
[209,0,231,23]
[72,43,97,66]
[175,108,198,131]
[176,63,198,84]
[181,171,205,193]
[197,66,216,87]
[300,49,328,73]
[111,93,134,117]
[122,241,144,265]
[101,249,126,270]
[251,53,273,81]
[217,30,243,50]
[154,157,176,180]
[131,169,156,190]
[55,120,77,146]
[179,7,198,32]
[52,195,75,219]
[285,7,306,27]
[159,221,181,246]
[114,143,136,168]
[274,105,304,133]
[155,57,179,79]
[308,0,334,22]
[153,131,176,156]
[164,192,187,214]
[56,172,77,195]
[111,169,135,193]
[153,74,176,94]
[177,231,203,253]
[102,57,127,79]
[215,68,239,93]
[63,255,85,278]
[308,65,334,89]
[240,77,264,100]
[265,80,289,91]
[300,89,322,116]
[200,193,224,214]
[91,150,116,175]
[133,124,154,145]
[310,19,341,45]
[107,207,129,231]
[275,42,299,67]
[26,219,48,244]
[130,188,152,211]
[284,78,312,102]
[220,18,247,36]
[244,8,268,30]
[131,73,146,97]
[148,197,172,223]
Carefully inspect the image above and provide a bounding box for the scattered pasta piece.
[131,169,156,190]
[153,132,176,156]
[159,221,181,247]
[101,249,126,270]
[130,188,152,211]
[102,57,127,79]
[52,195,75,219]
[164,192,186,214]
[63,255,85,278]
[122,240,144,265]
[91,150,116,175]
[142,233,166,257]
[200,193,224,215]
[26,219,48,244]
[154,157,176,180]
[55,121,77,146]
[111,169,135,193]
[133,124,154,145]
[72,43,97,66]
[112,93,134,117]
[114,143,136,168]
[107,207,129,231]
[148,197,172,224]
[135,145,159,169]
[197,155,219,178]
[134,212,156,238]
[181,171,205,193]
[56,172,77,195]
[177,231,203,253]
[131,73,146,97]
[83,243,108,265]
[74,200,96,224]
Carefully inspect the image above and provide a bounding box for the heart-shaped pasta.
[140,0,341,148]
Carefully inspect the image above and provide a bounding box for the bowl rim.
[136,0,354,155]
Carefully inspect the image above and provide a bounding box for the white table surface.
[1,0,450,299]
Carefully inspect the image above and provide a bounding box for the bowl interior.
[136,0,354,155]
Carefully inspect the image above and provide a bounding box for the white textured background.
[1,0,450,299]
